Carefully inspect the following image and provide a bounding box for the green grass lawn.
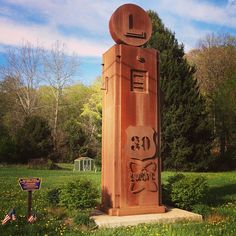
[0,165,235,235]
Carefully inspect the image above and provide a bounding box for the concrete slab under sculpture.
[91,207,202,228]
[101,3,165,216]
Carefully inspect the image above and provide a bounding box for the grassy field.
[0,164,235,235]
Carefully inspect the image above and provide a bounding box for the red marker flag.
[28,214,37,223]
[1,208,17,225]
[1,214,11,225]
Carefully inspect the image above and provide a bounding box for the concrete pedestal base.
[102,205,166,216]
[91,207,202,228]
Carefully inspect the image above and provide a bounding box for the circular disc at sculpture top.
[109,4,152,46]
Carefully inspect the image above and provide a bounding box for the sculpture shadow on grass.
[207,183,236,206]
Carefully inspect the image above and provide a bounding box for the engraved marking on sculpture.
[128,14,133,29]
[129,161,157,194]
[125,31,146,39]
[126,126,156,160]
[131,136,150,151]
[124,13,146,39]
[131,70,147,92]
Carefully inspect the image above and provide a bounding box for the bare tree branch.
[42,41,79,150]
[0,41,43,116]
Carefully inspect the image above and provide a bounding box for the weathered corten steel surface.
[109,4,152,46]
[101,4,165,216]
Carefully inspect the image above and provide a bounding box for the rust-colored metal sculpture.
[109,4,152,46]
[101,3,165,216]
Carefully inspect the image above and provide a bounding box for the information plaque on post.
[101,4,165,216]
[19,177,41,218]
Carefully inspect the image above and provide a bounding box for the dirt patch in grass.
[206,212,228,223]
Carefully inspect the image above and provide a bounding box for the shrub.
[47,188,61,207]
[192,204,212,218]
[163,173,185,205]
[163,174,209,211]
[47,207,67,220]
[28,159,61,170]
[73,211,96,229]
[59,178,99,210]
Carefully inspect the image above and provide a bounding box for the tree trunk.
[53,90,60,151]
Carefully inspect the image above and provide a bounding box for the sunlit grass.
[0,165,235,235]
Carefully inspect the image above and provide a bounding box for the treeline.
[145,11,236,171]
[187,33,236,170]
[0,41,102,165]
[0,78,102,164]
[0,11,236,171]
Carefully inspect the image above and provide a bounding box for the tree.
[188,34,236,96]
[53,83,93,162]
[42,41,79,152]
[0,125,17,163]
[80,77,102,160]
[187,33,236,158]
[144,11,212,171]
[15,116,53,163]
[62,78,102,163]
[0,41,43,117]
[61,83,92,122]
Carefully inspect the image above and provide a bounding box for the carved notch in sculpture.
[131,70,148,93]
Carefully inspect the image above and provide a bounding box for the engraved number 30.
[131,136,150,151]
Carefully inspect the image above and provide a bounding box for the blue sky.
[0,0,236,85]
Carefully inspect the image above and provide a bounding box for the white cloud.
[157,0,236,28]
[4,0,127,35]
[227,0,236,14]
[1,0,236,56]
[0,16,109,57]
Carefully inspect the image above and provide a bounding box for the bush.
[163,174,209,211]
[28,159,61,170]
[59,178,99,210]
[47,188,61,207]
[163,173,185,205]
[192,204,212,218]
[73,211,96,229]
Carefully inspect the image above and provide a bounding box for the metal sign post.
[28,190,32,217]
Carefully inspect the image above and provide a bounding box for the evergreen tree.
[16,116,54,163]
[145,11,212,171]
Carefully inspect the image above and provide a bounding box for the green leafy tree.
[16,116,54,163]
[63,118,89,162]
[0,125,17,163]
[79,77,102,164]
[58,84,93,162]
[59,80,102,163]
[187,33,236,159]
[0,81,17,163]
[145,11,212,171]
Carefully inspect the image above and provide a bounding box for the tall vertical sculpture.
[101,3,165,216]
